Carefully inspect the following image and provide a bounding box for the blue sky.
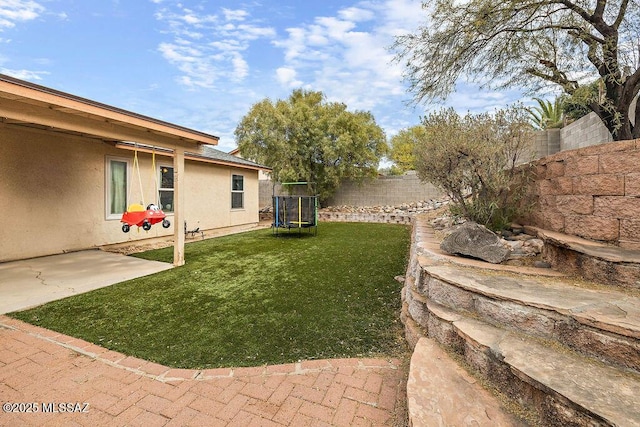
[0,0,523,152]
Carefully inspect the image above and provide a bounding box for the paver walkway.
[0,316,407,426]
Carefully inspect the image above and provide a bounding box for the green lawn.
[10,222,411,369]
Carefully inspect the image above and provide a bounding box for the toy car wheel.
[142,221,152,231]
[162,219,171,228]
[122,224,130,233]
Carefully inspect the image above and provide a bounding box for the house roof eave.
[0,74,219,146]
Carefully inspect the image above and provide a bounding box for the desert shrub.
[414,106,535,230]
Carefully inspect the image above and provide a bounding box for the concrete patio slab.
[0,250,172,314]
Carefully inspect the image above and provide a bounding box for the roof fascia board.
[114,141,271,172]
[185,153,271,172]
[0,97,199,149]
[0,74,218,145]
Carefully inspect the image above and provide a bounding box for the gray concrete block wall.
[561,112,613,151]
[534,129,561,157]
[259,180,276,208]
[259,173,443,209]
[259,181,313,208]
[325,172,443,207]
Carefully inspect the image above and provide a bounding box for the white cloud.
[236,24,276,41]
[338,7,375,22]
[146,0,523,149]
[0,0,45,30]
[231,53,249,80]
[272,0,425,114]
[276,67,303,88]
[0,67,48,80]
[222,8,248,22]
[267,0,522,138]
[0,1,51,82]
[154,3,275,89]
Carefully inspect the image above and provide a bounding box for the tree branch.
[614,0,630,29]
[527,59,579,93]
[593,0,607,21]
[553,0,592,23]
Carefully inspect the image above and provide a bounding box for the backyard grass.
[10,222,411,369]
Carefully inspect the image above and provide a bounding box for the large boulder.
[440,222,511,264]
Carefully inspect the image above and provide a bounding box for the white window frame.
[231,174,244,210]
[105,156,131,220]
[158,164,175,214]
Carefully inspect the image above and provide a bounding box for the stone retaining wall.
[318,212,414,225]
[523,138,640,249]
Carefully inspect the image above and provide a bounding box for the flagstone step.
[423,303,640,426]
[407,264,640,374]
[404,216,640,426]
[526,226,640,290]
[407,337,528,426]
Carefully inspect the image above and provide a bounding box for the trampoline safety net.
[272,195,318,235]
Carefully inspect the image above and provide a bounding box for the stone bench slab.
[526,226,640,264]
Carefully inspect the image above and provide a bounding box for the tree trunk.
[594,102,634,141]
[615,118,634,141]
[633,99,640,139]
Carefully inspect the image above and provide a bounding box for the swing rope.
[119,143,171,234]
[126,144,146,209]
[152,148,159,207]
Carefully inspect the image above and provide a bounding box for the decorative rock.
[525,238,545,253]
[502,240,524,251]
[500,229,514,238]
[320,198,451,216]
[504,233,532,242]
[440,222,512,264]
[502,238,540,259]
[534,260,552,268]
[510,223,525,234]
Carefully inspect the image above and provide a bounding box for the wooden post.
[173,147,186,267]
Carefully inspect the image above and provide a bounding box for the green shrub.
[414,106,535,230]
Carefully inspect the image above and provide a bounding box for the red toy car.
[121,204,171,232]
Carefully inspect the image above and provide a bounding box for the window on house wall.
[231,174,244,209]
[159,165,174,213]
[106,157,129,219]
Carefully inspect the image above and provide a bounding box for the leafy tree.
[388,126,425,173]
[394,0,640,140]
[234,90,387,203]
[560,80,601,121]
[527,97,564,129]
[414,106,534,230]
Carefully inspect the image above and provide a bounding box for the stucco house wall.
[183,160,259,231]
[1,114,260,262]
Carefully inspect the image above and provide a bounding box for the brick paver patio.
[0,316,407,426]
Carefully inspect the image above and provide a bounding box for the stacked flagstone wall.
[522,138,640,250]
